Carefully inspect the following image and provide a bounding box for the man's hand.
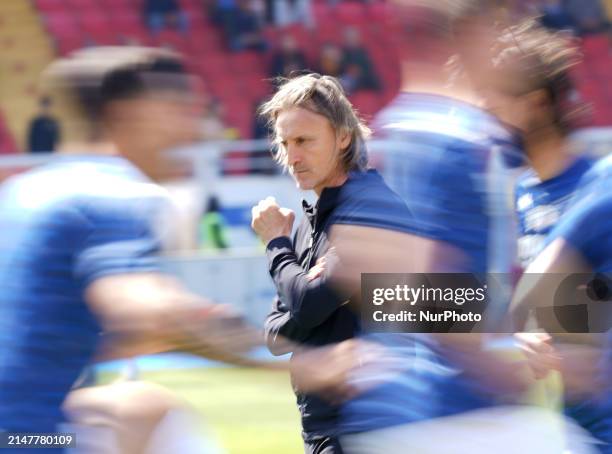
[515,332,561,380]
[290,340,365,403]
[251,197,295,246]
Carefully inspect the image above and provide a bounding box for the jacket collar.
[301,169,375,227]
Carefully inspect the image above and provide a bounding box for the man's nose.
[286,144,301,166]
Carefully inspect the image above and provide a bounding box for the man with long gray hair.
[251,73,415,454]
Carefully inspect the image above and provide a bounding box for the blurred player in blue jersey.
[481,19,596,269]
[0,47,260,454]
[480,20,610,452]
[306,2,600,453]
[512,152,612,453]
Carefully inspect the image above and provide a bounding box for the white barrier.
[161,250,277,328]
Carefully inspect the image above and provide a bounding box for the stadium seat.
[350,91,382,118]
[114,11,148,36]
[313,3,336,27]
[44,13,80,38]
[64,0,101,11]
[35,0,67,13]
[336,2,366,25]
[0,113,17,154]
[55,34,84,55]
[152,30,187,51]
[227,52,264,74]
[78,13,116,44]
[581,35,610,61]
[367,2,392,25]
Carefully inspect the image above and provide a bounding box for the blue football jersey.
[515,155,595,268]
[0,156,170,437]
[340,93,524,434]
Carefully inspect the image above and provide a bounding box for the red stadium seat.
[101,0,137,10]
[55,34,85,55]
[336,2,366,25]
[581,35,610,61]
[227,52,264,74]
[44,13,80,38]
[35,0,67,13]
[367,2,392,25]
[151,30,187,51]
[78,13,116,44]
[350,91,382,118]
[64,0,101,11]
[114,11,148,36]
[313,3,336,27]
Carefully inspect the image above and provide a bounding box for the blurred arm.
[263,237,348,351]
[86,273,266,365]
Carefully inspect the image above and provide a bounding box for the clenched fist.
[251,197,295,246]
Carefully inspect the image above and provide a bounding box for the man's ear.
[338,129,351,151]
[526,88,550,110]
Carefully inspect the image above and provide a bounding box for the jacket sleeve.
[263,236,347,352]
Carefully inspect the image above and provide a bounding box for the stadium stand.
[0,0,609,153]
[0,0,57,152]
[32,0,400,138]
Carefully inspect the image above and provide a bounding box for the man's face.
[106,87,201,180]
[120,89,201,149]
[275,107,350,195]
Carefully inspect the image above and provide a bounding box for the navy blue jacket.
[264,169,414,441]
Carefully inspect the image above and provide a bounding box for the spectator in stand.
[270,0,314,28]
[340,27,381,93]
[200,97,232,140]
[221,0,268,52]
[252,99,272,139]
[269,35,309,79]
[539,0,575,31]
[144,0,189,35]
[563,0,611,35]
[27,96,61,153]
[317,43,343,79]
[317,42,363,94]
[200,195,230,250]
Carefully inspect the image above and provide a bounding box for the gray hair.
[259,73,371,172]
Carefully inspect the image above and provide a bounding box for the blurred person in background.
[269,34,309,79]
[271,0,314,28]
[317,43,344,79]
[483,18,610,452]
[339,27,381,93]
[200,96,232,140]
[251,73,416,454]
[511,153,612,453]
[0,47,261,454]
[483,20,597,270]
[27,96,61,153]
[563,0,611,36]
[144,0,189,35]
[539,0,575,31]
[200,195,230,250]
[221,0,268,52]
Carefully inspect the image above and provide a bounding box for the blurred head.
[481,19,583,138]
[259,74,371,194]
[44,47,200,178]
[388,0,506,85]
[280,35,298,53]
[99,54,200,151]
[343,27,361,48]
[39,96,52,112]
[320,44,342,75]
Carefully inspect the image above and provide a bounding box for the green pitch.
[143,367,303,454]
